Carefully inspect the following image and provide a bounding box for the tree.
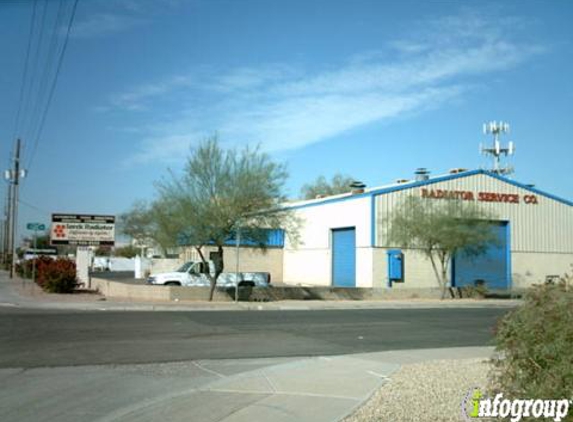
[300,173,355,199]
[156,136,295,301]
[119,200,153,248]
[113,245,139,258]
[119,199,180,256]
[387,196,498,299]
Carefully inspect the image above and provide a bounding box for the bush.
[36,258,78,293]
[16,259,34,278]
[490,274,573,402]
[460,284,488,298]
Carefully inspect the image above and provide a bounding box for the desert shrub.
[461,284,488,298]
[491,275,573,403]
[36,258,78,293]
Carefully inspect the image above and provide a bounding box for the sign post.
[26,222,45,286]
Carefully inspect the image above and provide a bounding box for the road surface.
[0,307,507,368]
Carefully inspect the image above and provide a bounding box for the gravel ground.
[344,358,492,422]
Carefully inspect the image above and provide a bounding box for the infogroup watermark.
[462,388,571,422]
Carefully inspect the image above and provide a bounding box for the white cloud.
[125,133,206,166]
[109,75,195,111]
[111,12,543,166]
[72,13,145,38]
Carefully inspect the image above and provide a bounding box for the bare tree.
[387,196,498,299]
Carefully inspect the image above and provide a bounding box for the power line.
[11,0,38,145]
[20,0,49,146]
[27,0,80,171]
[27,0,67,152]
[18,198,50,215]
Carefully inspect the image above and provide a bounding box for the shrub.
[460,284,488,298]
[36,258,78,293]
[16,259,34,278]
[490,274,573,402]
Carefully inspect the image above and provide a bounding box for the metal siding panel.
[332,228,356,287]
[375,172,573,253]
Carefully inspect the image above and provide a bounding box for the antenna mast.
[480,121,515,175]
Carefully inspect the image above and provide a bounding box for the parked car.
[146,260,271,287]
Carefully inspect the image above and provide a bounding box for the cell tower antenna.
[480,121,515,175]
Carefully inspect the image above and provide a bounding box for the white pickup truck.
[146,260,271,287]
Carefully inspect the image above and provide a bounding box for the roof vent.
[395,179,410,184]
[525,184,535,188]
[449,168,468,174]
[350,181,366,194]
[414,168,430,181]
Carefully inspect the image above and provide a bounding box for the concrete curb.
[0,272,521,312]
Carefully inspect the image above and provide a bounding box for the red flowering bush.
[36,258,78,293]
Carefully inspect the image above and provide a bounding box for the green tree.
[113,245,139,258]
[119,199,180,256]
[300,173,355,199]
[94,245,112,256]
[119,200,153,248]
[156,136,296,301]
[387,196,497,299]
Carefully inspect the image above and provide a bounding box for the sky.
[0,0,572,242]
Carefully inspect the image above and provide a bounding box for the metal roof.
[285,169,573,210]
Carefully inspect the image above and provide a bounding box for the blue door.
[452,222,509,290]
[332,228,356,287]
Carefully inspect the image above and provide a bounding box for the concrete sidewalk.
[0,346,494,422]
[0,273,520,312]
[0,273,499,421]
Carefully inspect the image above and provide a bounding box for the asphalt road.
[0,307,508,368]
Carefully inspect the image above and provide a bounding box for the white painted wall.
[283,195,372,286]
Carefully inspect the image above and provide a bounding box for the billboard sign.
[50,214,115,246]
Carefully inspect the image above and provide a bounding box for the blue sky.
[1,0,572,240]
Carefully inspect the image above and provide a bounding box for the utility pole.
[4,139,26,278]
[3,177,12,266]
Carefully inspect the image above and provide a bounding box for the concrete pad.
[207,371,276,394]
[352,346,495,365]
[107,391,270,422]
[262,356,399,400]
[220,394,360,422]
[0,368,23,381]
[0,364,221,422]
[197,357,299,377]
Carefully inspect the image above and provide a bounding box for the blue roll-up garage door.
[452,222,509,290]
[332,228,356,287]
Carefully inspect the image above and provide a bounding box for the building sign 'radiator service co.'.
[421,188,538,204]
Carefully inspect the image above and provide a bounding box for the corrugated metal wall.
[375,173,573,253]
